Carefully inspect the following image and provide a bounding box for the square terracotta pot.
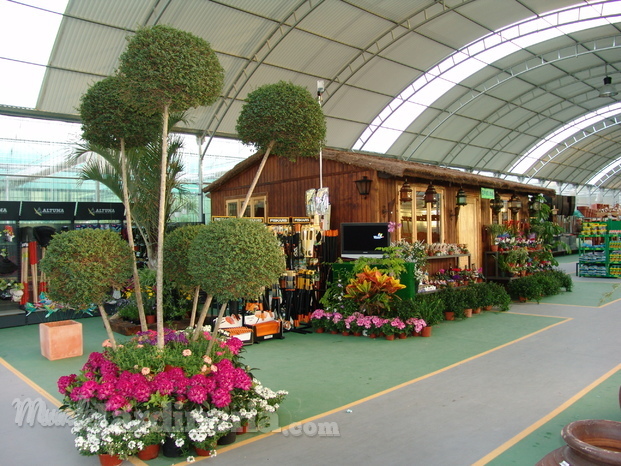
[40,320,83,360]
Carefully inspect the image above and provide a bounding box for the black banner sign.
[20,202,76,221]
[75,202,124,220]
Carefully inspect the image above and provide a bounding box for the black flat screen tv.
[340,222,390,259]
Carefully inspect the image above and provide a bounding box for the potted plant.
[507,275,544,303]
[118,24,224,348]
[343,266,406,315]
[414,294,443,336]
[39,228,134,348]
[235,80,326,215]
[187,218,286,347]
[164,224,208,326]
[380,317,406,340]
[310,309,331,333]
[486,223,508,251]
[486,281,512,311]
[499,247,530,276]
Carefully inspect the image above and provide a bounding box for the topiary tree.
[40,229,134,349]
[163,224,208,326]
[79,75,162,332]
[188,218,285,349]
[235,80,326,215]
[118,25,224,348]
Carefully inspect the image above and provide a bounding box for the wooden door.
[457,196,482,271]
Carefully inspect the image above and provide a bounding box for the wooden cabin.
[204,148,555,273]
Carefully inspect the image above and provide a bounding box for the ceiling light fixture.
[599,65,618,98]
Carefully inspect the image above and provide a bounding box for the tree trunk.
[206,301,228,355]
[189,285,200,327]
[120,138,148,331]
[156,106,169,349]
[238,140,274,217]
[192,294,213,341]
[98,303,117,350]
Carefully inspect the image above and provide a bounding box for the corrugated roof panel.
[264,29,357,77]
[299,1,394,49]
[156,0,278,58]
[37,69,99,115]
[49,18,128,75]
[67,0,154,30]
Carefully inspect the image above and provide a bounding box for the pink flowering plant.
[57,327,287,458]
[378,317,406,336]
[310,309,332,331]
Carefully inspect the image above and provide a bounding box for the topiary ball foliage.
[79,75,162,150]
[118,25,224,114]
[40,229,134,310]
[188,218,285,301]
[235,80,326,160]
[163,224,208,294]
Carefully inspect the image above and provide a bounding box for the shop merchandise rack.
[577,221,621,278]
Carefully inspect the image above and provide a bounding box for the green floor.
[486,368,621,465]
[1,266,619,464]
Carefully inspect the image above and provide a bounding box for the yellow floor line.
[472,362,621,465]
[0,357,62,408]
[599,296,621,308]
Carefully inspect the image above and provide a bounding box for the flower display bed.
[57,327,287,461]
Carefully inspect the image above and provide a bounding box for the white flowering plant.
[71,411,152,459]
[188,408,239,453]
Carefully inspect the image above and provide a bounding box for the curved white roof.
[1,0,620,189]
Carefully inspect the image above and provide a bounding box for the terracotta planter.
[368,333,377,339]
[536,419,621,465]
[385,334,395,341]
[145,314,156,324]
[464,308,473,318]
[444,311,455,321]
[412,330,422,337]
[398,333,407,339]
[39,320,83,360]
[315,327,324,333]
[421,326,432,337]
[195,447,211,457]
[353,331,362,336]
[484,305,493,311]
[98,454,122,466]
[342,331,350,336]
[137,444,160,460]
[329,330,339,334]
[473,307,481,314]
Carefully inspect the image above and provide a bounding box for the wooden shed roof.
[203,148,556,196]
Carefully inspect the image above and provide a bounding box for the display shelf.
[577,221,621,278]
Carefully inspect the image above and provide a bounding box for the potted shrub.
[235,80,326,214]
[486,282,512,311]
[40,228,134,348]
[188,218,286,348]
[163,224,208,326]
[507,275,543,303]
[118,24,224,348]
[474,282,495,310]
[438,286,459,320]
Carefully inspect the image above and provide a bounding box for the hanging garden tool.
[19,227,33,306]
[29,236,38,304]
[33,226,56,293]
